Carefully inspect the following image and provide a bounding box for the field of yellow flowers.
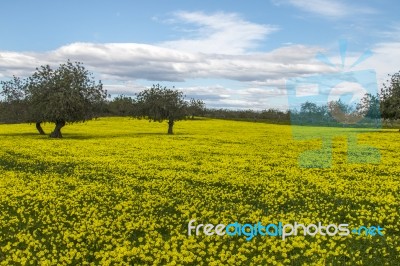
[0,117,399,265]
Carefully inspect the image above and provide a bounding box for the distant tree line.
[201,93,382,128]
[0,61,206,137]
[104,84,206,134]
[290,94,381,128]
[197,71,400,128]
[1,60,400,137]
[290,71,400,128]
[105,91,205,122]
[202,108,291,124]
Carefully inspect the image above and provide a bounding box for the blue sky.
[1,0,399,109]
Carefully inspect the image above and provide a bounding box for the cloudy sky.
[0,0,399,110]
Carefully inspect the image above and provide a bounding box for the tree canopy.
[134,84,191,134]
[0,61,108,138]
[0,76,30,124]
[381,71,400,121]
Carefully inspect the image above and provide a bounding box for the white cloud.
[348,41,400,88]
[289,0,348,17]
[2,38,399,109]
[273,0,376,18]
[0,51,41,77]
[295,84,319,97]
[160,11,278,54]
[0,40,370,111]
[0,42,330,83]
[104,81,146,96]
[2,39,399,110]
[1,10,399,110]
[103,82,289,110]
[328,82,367,103]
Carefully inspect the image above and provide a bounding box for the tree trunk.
[168,119,174,135]
[50,120,66,138]
[35,122,46,135]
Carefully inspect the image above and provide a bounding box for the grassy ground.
[0,117,398,265]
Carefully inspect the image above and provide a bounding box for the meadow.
[0,117,398,265]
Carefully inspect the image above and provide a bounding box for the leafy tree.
[203,108,290,124]
[0,76,28,122]
[134,84,188,134]
[300,101,318,114]
[26,61,107,138]
[1,61,107,137]
[381,71,400,121]
[0,76,46,134]
[357,93,380,127]
[0,76,26,102]
[299,101,327,124]
[188,98,205,119]
[108,95,137,116]
[328,99,361,125]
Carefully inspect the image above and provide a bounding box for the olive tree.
[134,84,188,134]
[0,76,46,134]
[188,98,205,119]
[26,61,108,138]
[381,71,400,122]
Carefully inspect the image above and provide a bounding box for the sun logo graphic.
[286,40,381,168]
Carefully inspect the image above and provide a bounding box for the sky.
[0,0,399,110]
